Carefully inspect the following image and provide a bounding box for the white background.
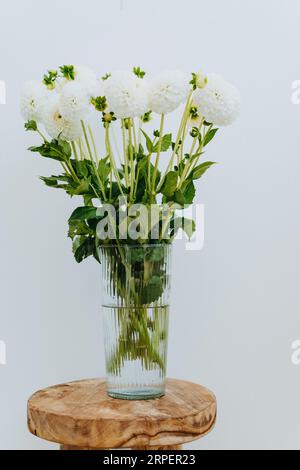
[0,0,300,450]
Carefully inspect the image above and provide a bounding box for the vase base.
[107,389,165,401]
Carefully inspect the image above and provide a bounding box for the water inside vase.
[102,305,169,400]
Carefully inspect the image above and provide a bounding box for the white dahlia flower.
[56,65,98,96]
[148,70,190,115]
[90,79,105,99]
[103,71,149,119]
[20,80,49,122]
[59,81,90,120]
[74,65,98,95]
[193,73,241,126]
[42,95,82,142]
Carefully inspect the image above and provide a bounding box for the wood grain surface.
[28,378,217,449]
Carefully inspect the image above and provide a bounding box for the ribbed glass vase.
[99,244,172,400]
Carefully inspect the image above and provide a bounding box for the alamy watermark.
[94,200,205,251]
[291,340,300,366]
[0,340,6,365]
[291,80,300,104]
[0,81,6,104]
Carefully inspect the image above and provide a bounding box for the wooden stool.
[27,378,217,450]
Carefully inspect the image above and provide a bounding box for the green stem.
[71,141,79,162]
[128,120,135,202]
[81,120,94,161]
[133,167,140,200]
[152,113,165,194]
[111,125,122,165]
[138,118,142,147]
[105,124,124,196]
[189,118,204,156]
[77,139,85,159]
[66,161,80,183]
[147,154,152,194]
[131,118,138,152]
[157,92,193,192]
[37,129,47,142]
[160,212,172,241]
[180,124,188,163]
[61,162,70,176]
[81,123,106,200]
[146,137,158,197]
[177,123,207,189]
[187,147,201,176]
[121,120,129,188]
[183,126,211,183]
[109,168,113,201]
[88,125,99,164]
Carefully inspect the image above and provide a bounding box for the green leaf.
[98,157,111,182]
[39,174,72,189]
[29,139,71,162]
[134,161,147,202]
[190,72,197,91]
[141,130,154,153]
[146,246,165,262]
[182,180,196,204]
[192,162,216,180]
[136,155,161,193]
[74,160,89,179]
[71,178,91,196]
[110,182,123,201]
[83,194,95,206]
[203,128,218,147]
[133,66,146,79]
[141,275,163,304]
[174,190,185,206]
[160,171,178,198]
[74,237,95,263]
[129,247,145,263]
[182,218,196,239]
[171,217,196,239]
[68,220,92,240]
[58,138,72,158]
[40,176,58,186]
[69,206,98,222]
[136,155,148,175]
[91,96,107,112]
[101,72,111,81]
[60,65,75,80]
[141,111,152,123]
[153,133,172,152]
[25,120,37,131]
[43,70,58,89]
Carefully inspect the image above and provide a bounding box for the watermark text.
[0,81,6,104]
[94,200,205,251]
[0,340,6,365]
[291,340,300,366]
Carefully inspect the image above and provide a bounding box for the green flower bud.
[195,71,208,89]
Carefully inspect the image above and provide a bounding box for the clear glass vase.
[99,244,172,400]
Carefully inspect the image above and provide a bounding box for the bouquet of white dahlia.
[21,65,240,263]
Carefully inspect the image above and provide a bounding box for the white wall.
[1,0,300,450]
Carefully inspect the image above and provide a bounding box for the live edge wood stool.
[27,378,217,450]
